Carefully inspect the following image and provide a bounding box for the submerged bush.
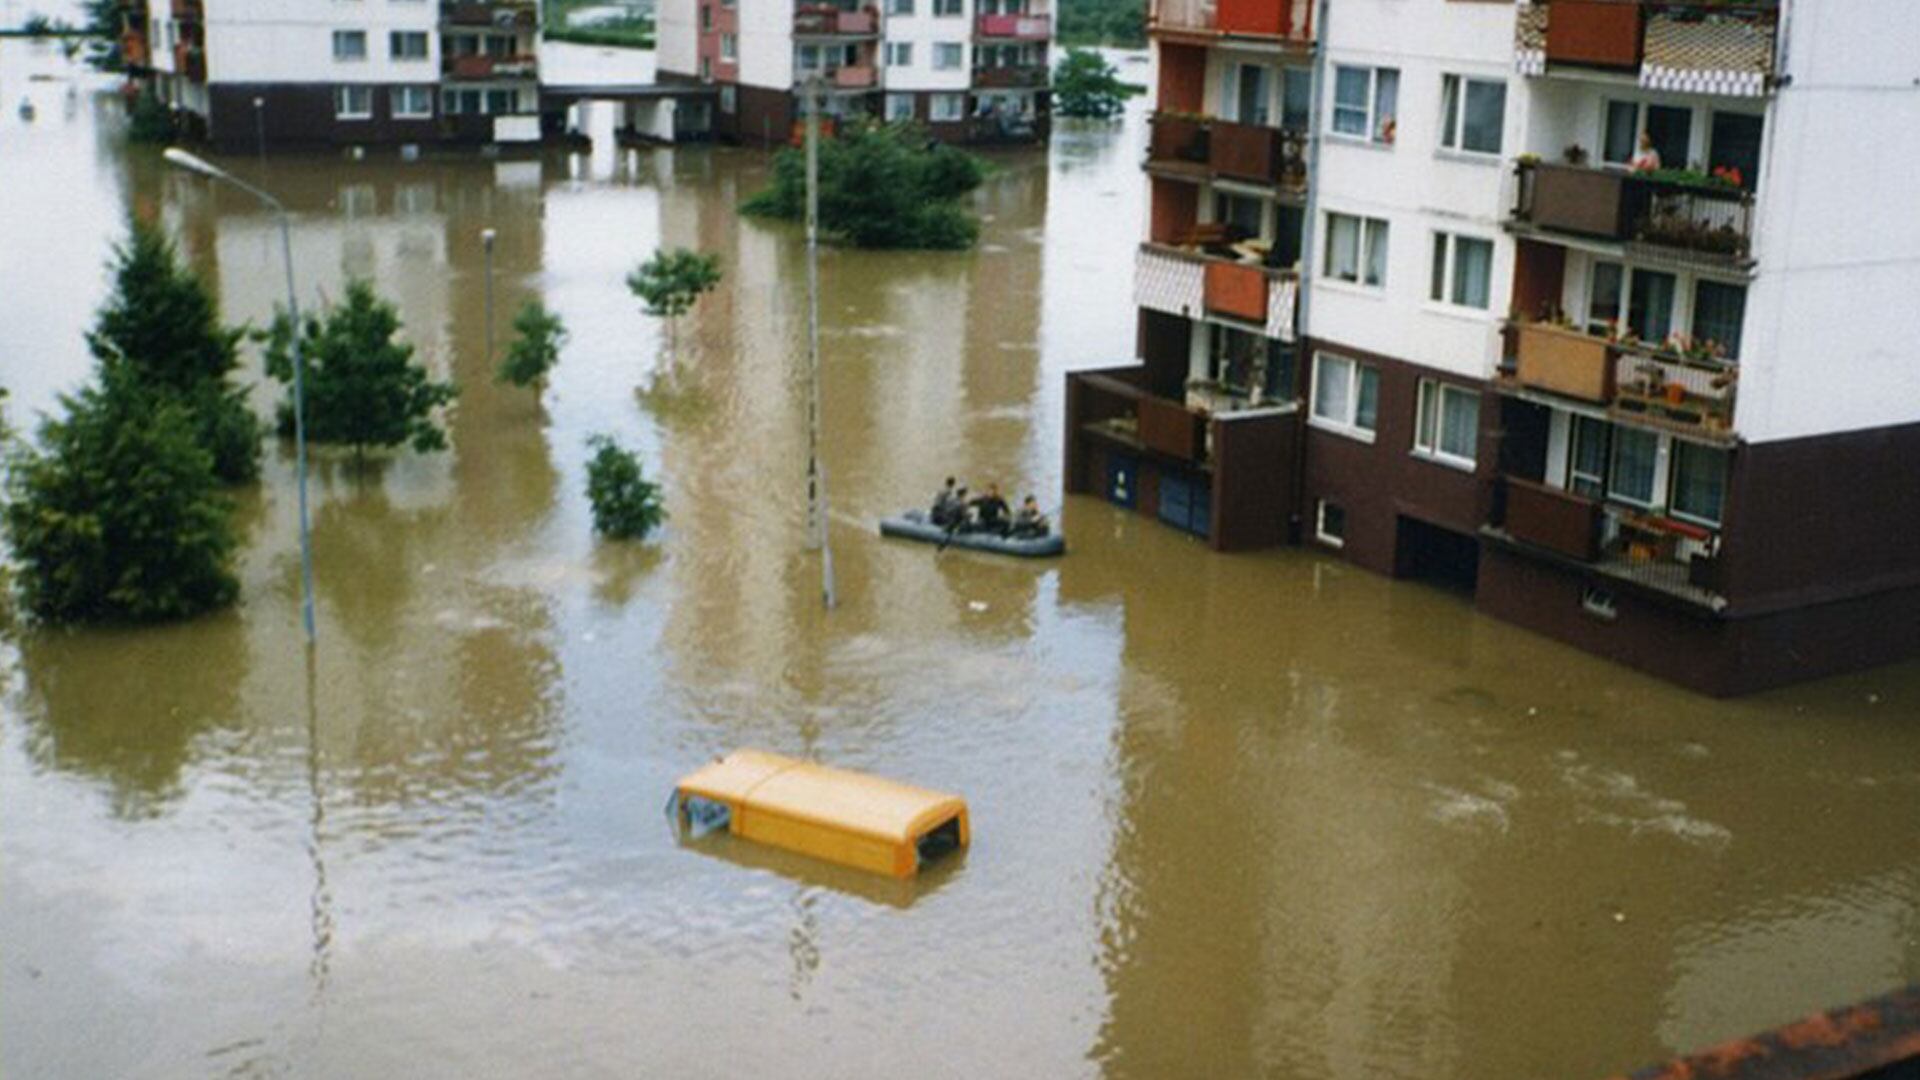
[742,122,986,250]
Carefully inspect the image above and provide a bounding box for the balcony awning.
[1640,11,1773,98]
[1514,1,1547,76]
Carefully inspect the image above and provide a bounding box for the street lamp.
[252,95,266,168]
[163,147,316,645]
[481,227,497,373]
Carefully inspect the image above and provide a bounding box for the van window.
[916,816,962,866]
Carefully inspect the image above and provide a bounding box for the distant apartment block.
[1067,0,1920,695]
[654,0,1050,144]
[121,0,543,149]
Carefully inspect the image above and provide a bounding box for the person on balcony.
[1630,132,1662,173]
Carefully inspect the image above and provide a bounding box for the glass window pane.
[1363,219,1388,287]
[1430,234,1448,302]
[1670,442,1728,525]
[1709,111,1763,191]
[1691,280,1747,360]
[1440,75,1460,150]
[1609,427,1659,504]
[1452,237,1492,309]
[1645,104,1692,171]
[1325,214,1358,281]
[1282,67,1312,130]
[1462,80,1505,154]
[1570,416,1610,497]
[1315,356,1353,423]
[1440,388,1479,461]
[1587,261,1624,335]
[1416,381,1437,450]
[1603,100,1637,164]
[1333,67,1368,136]
[1374,69,1399,142]
[1355,365,1380,431]
[1629,270,1676,345]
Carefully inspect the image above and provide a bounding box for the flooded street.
[4,42,1919,1079]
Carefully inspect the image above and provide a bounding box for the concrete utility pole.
[802,77,835,610]
[482,227,497,373]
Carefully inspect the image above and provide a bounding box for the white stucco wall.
[737,0,795,90]
[1306,0,1517,380]
[883,1,973,92]
[655,0,698,77]
[1732,0,1920,443]
[203,0,441,84]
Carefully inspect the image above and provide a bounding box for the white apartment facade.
[128,0,541,149]
[655,0,1050,144]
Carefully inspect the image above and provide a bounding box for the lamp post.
[481,227,497,373]
[164,147,316,645]
[252,95,266,169]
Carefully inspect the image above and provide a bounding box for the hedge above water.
[741,122,986,251]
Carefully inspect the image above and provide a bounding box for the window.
[1315,500,1347,548]
[934,42,962,69]
[1690,280,1746,359]
[1644,104,1691,171]
[1214,193,1263,240]
[486,88,518,115]
[332,30,367,61]
[1608,426,1659,506]
[1428,233,1493,309]
[796,44,820,71]
[1581,586,1618,620]
[1323,212,1388,289]
[1602,99,1638,166]
[1627,269,1676,344]
[1413,381,1480,467]
[389,30,427,60]
[720,32,736,61]
[1709,111,1763,191]
[1439,74,1505,155]
[1586,261,1624,336]
[886,41,912,67]
[391,85,432,118]
[930,93,965,122]
[1281,66,1311,130]
[483,34,515,58]
[886,93,914,122]
[889,0,914,12]
[1311,353,1380,441]
[1568,415,1611,498]
[1602,101,1692,170]
[934,0,961,14]
[719,85,737,114]
[1208,324,1268,396]
[1331,64,1397,144]
[701,56,712,81]
[334,85,372,119]
[701,4,712,30]
[1228,63,1270,126]
[443,88,480,114]
[1669,441,1729,526]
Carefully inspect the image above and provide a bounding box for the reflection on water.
[3,42,1919,1080]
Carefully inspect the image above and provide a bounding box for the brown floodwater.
[3,42,1918,1079]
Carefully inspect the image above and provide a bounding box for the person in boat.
[968,483,1011,535]
[930,476,962,527]
[1011,495,1050,539]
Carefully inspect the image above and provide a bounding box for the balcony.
[975,13,1051,39]
[1148,0,1312,43]
[1515,1,1778,98]
[1488,477,1726,609]
[170,0,201,20]
[832,64,878,89]
[1136,243,1298,340]
[1504,320,1738,439]
[443,2,539,28]
[794,6,878,36]
[444,54,538,79]
[1147,113,1306,192]
[1512,160,1755,269]
[973,65,1048,89]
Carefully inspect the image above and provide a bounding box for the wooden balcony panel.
[1213,0,1309,39]
[1138,394,1208,463]
[976,13,1051,38]
[1503,477,1602,562]
[1545,0,1643,69]
[1208,121,1302,187]
[1526,163,1628,240]
[1514,322,1614,404]
[833,65,877,88]
[1148,113,1209,164]
[1204,261,1267,324]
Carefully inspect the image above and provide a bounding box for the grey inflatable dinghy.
[879,510,1065,558]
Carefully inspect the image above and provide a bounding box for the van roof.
[676,749,966,843]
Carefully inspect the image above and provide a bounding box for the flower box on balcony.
[1204,261,1267,324]
[1503,477,1602,562]
[1545,0,1644,70]
[1515,321,1614,404]
[1525,162,1628,240]
[1137,394,1207,463]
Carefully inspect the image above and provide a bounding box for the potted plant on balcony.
[1563,143,1590,166]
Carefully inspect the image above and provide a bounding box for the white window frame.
[719,85,737,114]
[1309,352,1379,444]
[1412,380,1480,470]
[886,41,912,67]
[720,32,737,61]
[389,30,428,61]
[1428,231,1493,311]
[1330,64,1397,145]
[933,0,961,15]
[933,42,963,70]
[930,92,965,122]
[889,0,914,13]
[334,84,373,120]
[885,92,915,122]
[1667,440,1729,528]
[333,30,368,62]
[391,85,433,119]
[1438,73,1505,156]
[1322,212,1389,290]
[1315,500,1347,548]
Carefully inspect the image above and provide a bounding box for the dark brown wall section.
[1299,338,1494,576]
[719,83,796,146]
[209,84,446,150]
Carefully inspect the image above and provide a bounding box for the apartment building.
[655,0,1050,144]
[1067,0,1920,695]
[125,1,542,149]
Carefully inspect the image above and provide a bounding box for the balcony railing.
[1148,0,1312,41]
[794,6,878,35]
[1513,160,1755,267]
[443,2,539,28]
[1490,477,1726,606]
[973,65,1048,89]
[1148,112,1209,166]
[976,13,1051,38]
[1516,1,1778,97]
[445,54,538,79]
[1507,319,1738,437]
[1071,369,1211,465]
[1148,113,1306,191]
[832,64,877,88]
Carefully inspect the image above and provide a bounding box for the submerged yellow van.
[668,750,970,878]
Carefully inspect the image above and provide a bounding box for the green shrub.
[743,122,988,250]
[585,435,665,540]
[497,300,567,389]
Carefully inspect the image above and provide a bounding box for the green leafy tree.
[126,89,177,144]
[743,122,985,250]
[4,367,238,624]
[88,221,258,483]
[625,249,721,360]
[496,300,567,390]
[1056,0,1145,47]
[79,0,125,71]
[264,279,458,461]
[584,435,665,540]
[1052,48,1141,119]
